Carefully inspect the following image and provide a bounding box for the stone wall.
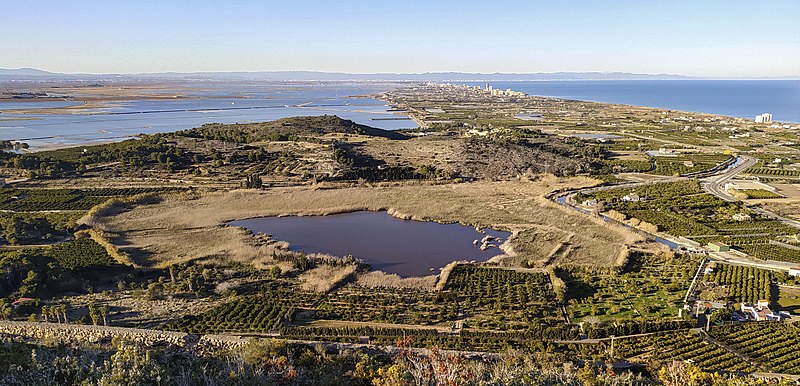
[0,321,248,351]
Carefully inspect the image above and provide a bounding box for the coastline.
[2,79,798,152]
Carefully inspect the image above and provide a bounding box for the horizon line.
[2,67,799,80]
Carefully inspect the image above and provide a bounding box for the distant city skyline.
[2,1,799,78]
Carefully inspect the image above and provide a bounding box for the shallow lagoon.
[230,211,511,277]
[0,83,417,149]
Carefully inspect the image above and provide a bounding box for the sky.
[2,1,799,78]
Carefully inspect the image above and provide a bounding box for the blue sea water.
[469,80,800,122]
[477,80,800,123]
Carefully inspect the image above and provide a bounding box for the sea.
[1,80,798,150]
[478,80,800,123]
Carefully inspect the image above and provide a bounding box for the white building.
[789,268,800,277]
[658,147,678,155]
[741,300,780,321]
[755,113,773,123]
[582,199,598,207]
[622,193,641,202]
[732,213,752,222]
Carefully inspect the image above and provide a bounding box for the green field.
[562,252,699,322]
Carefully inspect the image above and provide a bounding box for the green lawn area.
[777,285,800,315]
[561,252,699,322]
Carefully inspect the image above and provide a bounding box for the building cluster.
[422,82,527,99]
[482,83,526,97]
[740,300,783,322]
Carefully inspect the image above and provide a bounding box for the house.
[658,147,678,155]
[708,242,730,252]
[732,213,752,222]
[582,199,598,207]
[622,193,641,202]
[741,300,780,321]
[696,301,727,314]
[789,268,800,277]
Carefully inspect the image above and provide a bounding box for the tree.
[99,304,109,326]
[49,306,61,323]
[60,303,69,323]
[19,269,40,296]
[242,174,263,189]
[269,265,282,279]
[709,307,734,324]
[0,299,12,320]
[88,303,100,325]
[146,282,164,301]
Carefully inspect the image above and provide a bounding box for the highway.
[699,155,800,229]
[699,156,757,202]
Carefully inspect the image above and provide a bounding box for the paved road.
[708,251,800,271]
[700,156,758,202]
[699,155,800,230]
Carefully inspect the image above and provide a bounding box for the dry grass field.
[86,175,643,274]
[758,201,800,220]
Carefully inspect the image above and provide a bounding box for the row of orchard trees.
[706,264,772,304]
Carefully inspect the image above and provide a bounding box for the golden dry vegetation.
[86,175,643,274]
[757,201,800,221]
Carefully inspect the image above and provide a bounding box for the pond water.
[229,211,511,277]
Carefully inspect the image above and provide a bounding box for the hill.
[177,115,409,141]
[0,68,56,76]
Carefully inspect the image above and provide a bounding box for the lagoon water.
[229,211,511,277]
[3,80,798,150]
[0,83,417,149]
[479,80,800,123]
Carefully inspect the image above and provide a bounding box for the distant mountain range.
[0,68,60,77]
[0,68,699,81]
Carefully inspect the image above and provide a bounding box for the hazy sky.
[3,1,799,78]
